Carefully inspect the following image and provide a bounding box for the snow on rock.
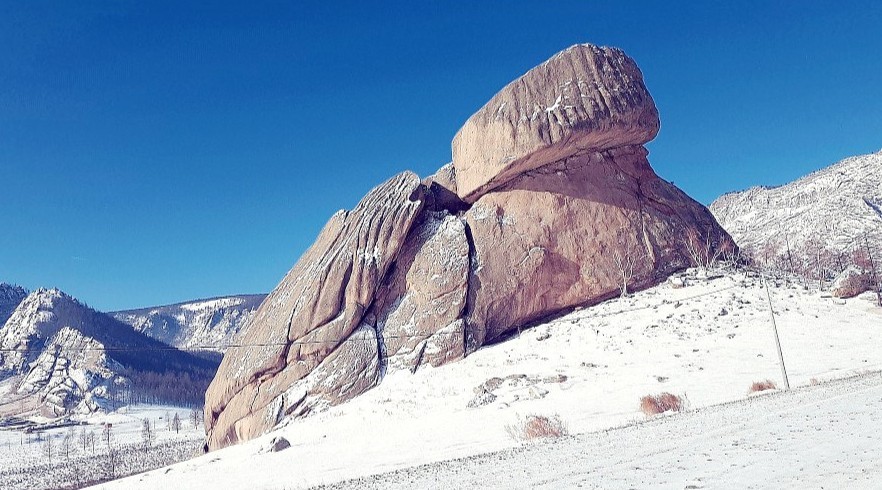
[0,288,217,419]
[0,283,28,325]
[111,294,266,351]
[364,211,470,372]
[204,171,425,450]
[831,265,873,298]
[710,150,882,258]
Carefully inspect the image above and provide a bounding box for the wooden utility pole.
[762,273,790,390]
[864,234,881,307]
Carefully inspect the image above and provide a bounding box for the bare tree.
[684,226,723,271]
[79,426,89,452]
[172,412,182,434]
[191,409,201,430]
[719,237,739,267]
[141,418,155,453]
[612,237,646,297]
[105,445,121,479]
[102,423,114,450]
[862,233,882,307]
[42,433,53,465]
[61,428,74,460]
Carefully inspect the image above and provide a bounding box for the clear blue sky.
[2,1,881,311]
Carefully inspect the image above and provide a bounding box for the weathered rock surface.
[204,171,425,449]
[363,211,470,371]
[452,43,659,202]
[464,145,724,345]
[205,43,731,450]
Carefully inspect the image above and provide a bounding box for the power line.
[0,280,744,356]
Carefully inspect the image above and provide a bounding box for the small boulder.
[831,266,873,299]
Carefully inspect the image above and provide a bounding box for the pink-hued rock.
[363,211,470,371]
[831,266,873,299]
[204,172,424,450]
[452,43,659,202]
[464,146,726,345]
[204,43,733,451]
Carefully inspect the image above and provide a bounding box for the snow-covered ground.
[93,269,881,489]
[0,404,204,490]
[321,371,882,489]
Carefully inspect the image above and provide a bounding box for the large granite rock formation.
[205,43,731,450]
[452,44,659,202]
[205,172,425,449]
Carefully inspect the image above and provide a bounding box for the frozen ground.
[94,269,881,489]
[0,404,203,490]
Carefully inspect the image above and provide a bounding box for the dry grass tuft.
[505,414,568,441]
[639,392,684,416]
[748,379,778,393]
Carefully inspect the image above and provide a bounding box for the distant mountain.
[0,288,218,418]
[710,150,882,262]
[0,283,28,325]
[111,294,266,352]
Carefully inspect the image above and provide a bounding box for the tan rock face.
[204,172,424,450]
[452,44,659,202]
[363,211,469,371]
[464,146,725,345]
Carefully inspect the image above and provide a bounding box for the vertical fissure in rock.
[460,218,479,356]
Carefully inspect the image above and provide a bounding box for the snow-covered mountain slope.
[0,283,28,326]
[710,149,882,257]
[98,269,882,489]
[111,294,266,351]
[0,289,219,418]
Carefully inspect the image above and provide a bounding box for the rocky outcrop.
[831,266,873,299]
[205,43,731,450]
[204,172,425,449]
[451,44,659,202]
[0,288,216,417]
[111,294,267,352]
[709,150,882,259]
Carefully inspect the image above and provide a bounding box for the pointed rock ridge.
[451,43,660,203]
[0,283,28,326]
[205,171,425,450]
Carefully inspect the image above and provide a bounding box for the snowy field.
[321,371,882,489]
[94,269,881,489]
[0,404,204,490]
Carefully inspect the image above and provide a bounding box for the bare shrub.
[684,226,723,270]
[748,379,778,394]
[640,392,683,416]
[505,414,568,441]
